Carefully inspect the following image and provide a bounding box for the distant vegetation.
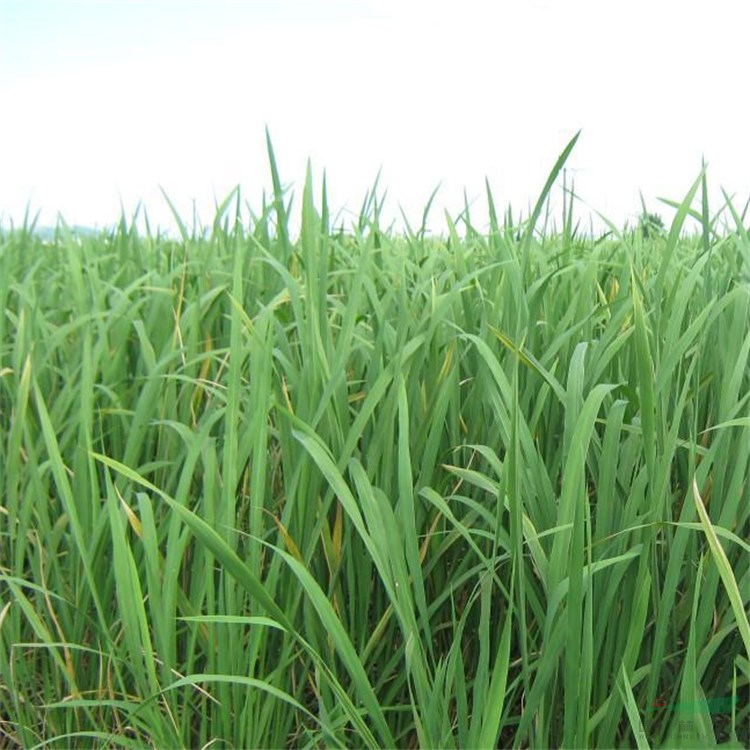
[1,135,748,749]
[638,211,666,239]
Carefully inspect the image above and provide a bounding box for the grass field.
[2,137,749,749]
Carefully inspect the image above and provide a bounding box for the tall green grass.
[1,139,749,748]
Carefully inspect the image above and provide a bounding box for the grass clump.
[1,138,749,748]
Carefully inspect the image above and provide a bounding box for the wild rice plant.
[1,135,748,748]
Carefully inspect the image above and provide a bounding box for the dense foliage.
[1,142,749,748]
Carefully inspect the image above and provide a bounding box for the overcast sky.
[1,0,748,235]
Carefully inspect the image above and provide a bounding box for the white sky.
[1,0,748,235]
